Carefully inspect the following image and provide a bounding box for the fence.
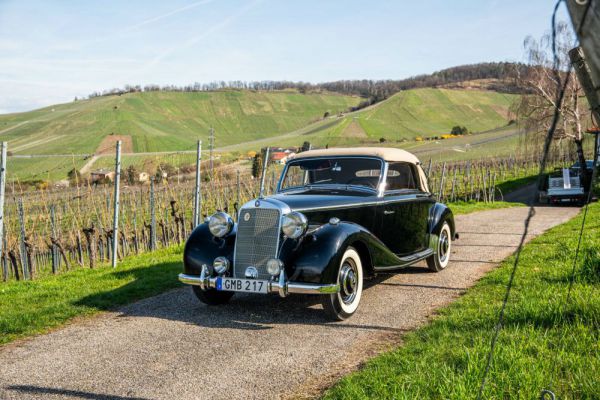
[0,142,575,283]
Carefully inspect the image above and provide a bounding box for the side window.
[386,162,418,191]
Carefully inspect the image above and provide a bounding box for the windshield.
[280,157,383,192]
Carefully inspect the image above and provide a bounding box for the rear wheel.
[192,286,234,305]
[322,247,363,321]
[426,221,452,272]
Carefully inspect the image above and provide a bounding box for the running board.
[374,248,434,271]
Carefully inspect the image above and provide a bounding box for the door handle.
[384,210,395,215]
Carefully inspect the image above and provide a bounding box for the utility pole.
[259,147,270,199]
[193,140,202,228]
[0,142,6,269]
[111,140,122,268]
[150,177,157,251]
[209,127,215,183]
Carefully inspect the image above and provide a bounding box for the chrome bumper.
[178,265,339,298]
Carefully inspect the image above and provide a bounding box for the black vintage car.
[179,147,457,320]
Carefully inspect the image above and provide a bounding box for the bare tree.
[516,21,591,183]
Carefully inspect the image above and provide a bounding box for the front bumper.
[178,265,339,298]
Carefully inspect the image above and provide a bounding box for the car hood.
[267,192,377,212]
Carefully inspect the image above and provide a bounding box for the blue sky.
[0,0,568,114]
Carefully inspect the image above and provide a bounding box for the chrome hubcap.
[339,260,358,305]
[439,230,449,262]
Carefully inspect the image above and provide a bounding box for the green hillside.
[0,87,521,182]
[358,88,517,140]
[220,88,519,152]
[0,90,360,155]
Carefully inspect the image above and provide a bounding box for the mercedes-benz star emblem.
[245,266,258,279]
[255,200,261,207]
[243,212,251,222]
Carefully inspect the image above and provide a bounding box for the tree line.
[85,62,533,103]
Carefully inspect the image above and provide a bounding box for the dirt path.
[0,206,579,400]
[79,155,99,175]
[96,135,133,154]
[341,119,367,138]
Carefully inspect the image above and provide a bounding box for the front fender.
[286,222,400,285]
[183,223,236,276]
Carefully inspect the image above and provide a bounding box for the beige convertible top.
[290,147,420,164]
[288,147,429,193]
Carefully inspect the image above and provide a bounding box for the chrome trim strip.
[178,272,339,296]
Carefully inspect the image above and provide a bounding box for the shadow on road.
[74,266,442,332]
[378,282,467,291]
[6,385,150,400]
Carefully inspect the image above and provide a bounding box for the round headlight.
[213,256,230,275]
[266,258,282,276]
[208,212,234,238]
[281,211,308,239]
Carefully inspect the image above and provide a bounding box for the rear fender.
[429,203,455,237]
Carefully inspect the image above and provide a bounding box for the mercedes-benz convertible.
[179,147,457,320]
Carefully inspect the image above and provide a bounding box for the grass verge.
[0,246,183,346]
[323,202,599,399]
[448,200,525,215]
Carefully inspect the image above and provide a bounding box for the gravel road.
[0,206,580,400]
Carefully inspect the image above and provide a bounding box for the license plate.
[216,277,268,293]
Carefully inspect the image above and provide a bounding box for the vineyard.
[0,148,575,283]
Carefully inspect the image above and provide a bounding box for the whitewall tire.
[322,247,363,320]
[426,221,452,272]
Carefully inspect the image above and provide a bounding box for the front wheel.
[322,247,363,321]
[426,221,452,272]
[192,286,234,305]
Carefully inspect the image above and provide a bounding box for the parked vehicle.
[546,168,585,205]
[179,147,457,320]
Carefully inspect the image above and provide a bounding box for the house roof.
[289,147,420,164]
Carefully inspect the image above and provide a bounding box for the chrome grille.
[234,207,281,279]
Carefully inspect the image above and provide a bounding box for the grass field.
[324,203,599,399]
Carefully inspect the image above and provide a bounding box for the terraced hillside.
[0,90,360,155]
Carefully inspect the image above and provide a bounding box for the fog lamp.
[213,257,230,275]
[266,258,283,276]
